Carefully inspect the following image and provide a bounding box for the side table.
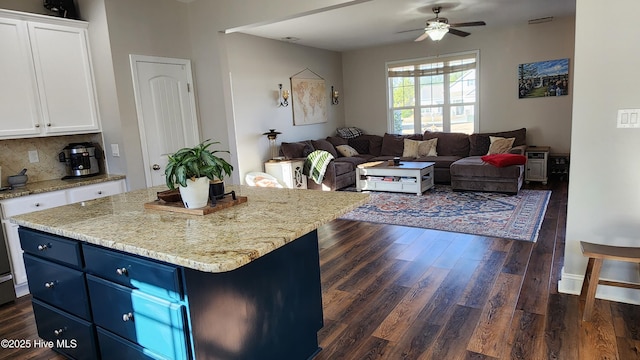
[525,146,549,185]
[265,159,307,189]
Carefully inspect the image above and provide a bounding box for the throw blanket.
[303,150,335,184]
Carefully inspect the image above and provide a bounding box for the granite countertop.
[0,174,127,200]
[10,185,369,273]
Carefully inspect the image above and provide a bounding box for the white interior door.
[130,55,200,187]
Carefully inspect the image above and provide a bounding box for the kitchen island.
[11,185,369,360]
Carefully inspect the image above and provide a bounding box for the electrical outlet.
[28,150,39,163]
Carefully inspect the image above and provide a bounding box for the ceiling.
[229,0,576,52]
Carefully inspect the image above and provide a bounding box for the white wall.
[80,0,124,181]
[186,0,349,185]
[225,33,344,182]
[342,17,575,154]
[99,0,192,191]
[559,0,640,304]
[0,0,51,15]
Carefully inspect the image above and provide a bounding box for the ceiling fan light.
[427,26,449,41]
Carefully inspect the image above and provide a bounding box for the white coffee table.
[356,161,435,195]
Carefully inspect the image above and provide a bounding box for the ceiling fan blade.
[450,21,486,27]
[448,28,470,37]
[414,32,430,42]
[397,27,425,34]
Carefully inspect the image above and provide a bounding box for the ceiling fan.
[408,6,486,42]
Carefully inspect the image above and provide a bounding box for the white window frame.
[386,50,480,134]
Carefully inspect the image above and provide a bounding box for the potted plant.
[165,139,234,208]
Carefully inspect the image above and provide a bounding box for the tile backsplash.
[0,134,104,187]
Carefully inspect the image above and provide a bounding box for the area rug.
[339,186,551,242]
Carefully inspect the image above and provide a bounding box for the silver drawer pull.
[116,267,128,276]
[37,244,48,251]
[54,329,64,336]
[122,312,134,322]
[44,281,55,289]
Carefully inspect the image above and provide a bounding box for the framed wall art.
[518,58,569,98]
[290,68,327,125]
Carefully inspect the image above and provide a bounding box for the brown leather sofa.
[279,128,527,193]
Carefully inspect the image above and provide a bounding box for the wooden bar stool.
[579,241,640,321]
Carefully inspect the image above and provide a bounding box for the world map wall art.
[291,68,327,125]
[518,58,569,99]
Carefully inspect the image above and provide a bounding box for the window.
[387,51,478,135]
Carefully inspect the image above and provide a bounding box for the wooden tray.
[144,195,247,215]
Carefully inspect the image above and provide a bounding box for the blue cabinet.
[96,327,166,360]
[87,275,189,359]
[20,228,82,268]
[24,254,90,319]
[31,299,98,360]
[20,227,324,360]
[83,244,183,301]
[20,228,191,359]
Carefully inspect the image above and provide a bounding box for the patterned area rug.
[339,186,551,242]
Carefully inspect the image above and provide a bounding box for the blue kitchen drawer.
[31,298,98,360]
[24,254,91,320]
[86,275,190,360]
[83,244,183,301]
[19,228,82,268]
[97,327,173,360]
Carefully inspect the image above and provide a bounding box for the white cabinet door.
[67,179,126,204]
[0,190,68,218]
[0,180,126,297]
[0,17,41,138]
[0,190,66,292]
[2,221,26,286]
[28,22,100,134]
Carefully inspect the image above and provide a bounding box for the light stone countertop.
[10,185,369,273]
[0,174,127,200]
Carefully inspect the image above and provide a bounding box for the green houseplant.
[165,139,233,208]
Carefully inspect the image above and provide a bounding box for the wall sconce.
[278,84,289,107]
[262,129,282,160]
[331,86,339,105]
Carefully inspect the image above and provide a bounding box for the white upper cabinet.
[0,10,101,139]
[0,17,42,137]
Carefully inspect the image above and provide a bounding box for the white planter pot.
[179,176,210,208]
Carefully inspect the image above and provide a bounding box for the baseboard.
[558,266,640,306]
[15,282,29,298]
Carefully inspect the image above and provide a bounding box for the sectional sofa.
[279,128,527,193]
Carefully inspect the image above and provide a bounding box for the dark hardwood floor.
[1,179,638,359]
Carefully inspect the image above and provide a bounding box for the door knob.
[152,164,161,171]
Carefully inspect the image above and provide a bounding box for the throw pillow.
[381,133,422,156]
[487,136,515,155]
[326,136,348,148]
[402,138,438,158]
[424,138,438,156]
[348,138,370,154]
[311,139,338,158]
[481,154,527,167]
[336,144,359,157]
[336,127,364,139]
[280,142,313,159]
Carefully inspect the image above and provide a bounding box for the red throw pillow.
[481,154,527,167]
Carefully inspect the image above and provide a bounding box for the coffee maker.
[59,142,101,179]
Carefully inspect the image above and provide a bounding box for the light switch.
[111,144,120,157]
[617,109,640,128]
